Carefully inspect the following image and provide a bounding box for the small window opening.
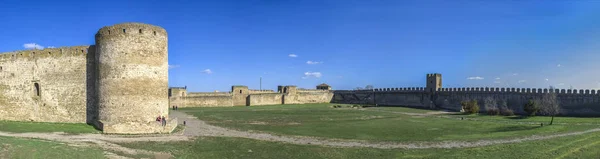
[239,90,242,94]
[123,29,126,33]
[139,29,143,34]
[0,66,3,71]
[48,52,51,55]
[153,31,156,35]
[34,83,40,97]
[81,50,84,53]
[108,30,111,34]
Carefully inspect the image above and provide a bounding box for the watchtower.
[95,23,169,134]
[426,73,442,92]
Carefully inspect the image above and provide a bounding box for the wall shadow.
[85,45,100,130]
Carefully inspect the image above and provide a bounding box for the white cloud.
[495,77,500,80]
[47,46,56,48]
[512,73,518,76]
[518,80,527,83]
[557,64,562,67]
[545,78,549,81]
[466,76,484,80]
[306,61,322,65]
[23,43,44,50]
[302,72,322,79]
[168,65,180,69]
[288,54,297,58]
[201,69,213,74]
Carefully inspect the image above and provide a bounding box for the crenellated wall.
[248,89,276,94]
[332,87,600,116]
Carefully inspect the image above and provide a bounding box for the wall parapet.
[296,88,329,93]
[186,92,231,97]
[434,87,599,95]
[0,46,92,62]
[249,89,276,94]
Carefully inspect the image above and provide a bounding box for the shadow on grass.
[493,125,540,132]
[506,116,530,120]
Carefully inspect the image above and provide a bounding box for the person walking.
[161,116,166,127]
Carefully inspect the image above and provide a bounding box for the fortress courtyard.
[2,1,600,158]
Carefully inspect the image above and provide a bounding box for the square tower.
[231,85,249,95]
[426,73,442,92]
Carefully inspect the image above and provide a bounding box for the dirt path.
[169,110,600,149]
[0,131,183,158]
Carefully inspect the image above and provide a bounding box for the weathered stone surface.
[168,85,333,107]
[96,23,169,134]
[0,22,171,134]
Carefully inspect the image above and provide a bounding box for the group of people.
[172,105,179,110]
[156,116,167,127]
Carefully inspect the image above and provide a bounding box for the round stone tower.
[94,23,170,134]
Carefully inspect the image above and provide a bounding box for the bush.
[523,100,539,116]
[500,108,514,116]
[461,100,480,114]
[486,108,499,115]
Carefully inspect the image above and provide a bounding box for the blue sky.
[1,0,600,92]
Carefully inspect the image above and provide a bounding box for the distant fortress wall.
[169,85,333,107]
[332,86,600,116]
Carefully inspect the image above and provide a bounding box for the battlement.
[186,92,231,96]
[371,87,427,92]
[249,89,276,94]
[426,73,442,77]
[297,88,330,92]
[436,87,599,95]
[0,46,93,62]
[95,22,167,38]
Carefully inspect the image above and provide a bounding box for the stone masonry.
[0,22,175,134]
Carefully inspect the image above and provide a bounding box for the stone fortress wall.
[0,22,175,134]
[331,73,600,116]
[0,46,94,123]
[168,85,334,107]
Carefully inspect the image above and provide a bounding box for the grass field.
[179,104,597,142]
[3,103,600,158]
[0,120,99,134]
[0,136,105,158]
[119,131,600,159]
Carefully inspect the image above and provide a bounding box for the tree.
[461,99,480,114]
[540,88,560,125]
[484,97,499,115]
[523,99,539,116]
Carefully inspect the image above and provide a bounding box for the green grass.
[180,104,597,142]
[449,113,600,125]
[0,120,99,134]
[119,132,600,159]
[0,136,105,158]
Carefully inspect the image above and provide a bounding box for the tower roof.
[317,83,330,87]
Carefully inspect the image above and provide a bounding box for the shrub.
[500,108,514,116]
[461,100,480,114]
[486,108,499,115]
[523,99,540,116]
